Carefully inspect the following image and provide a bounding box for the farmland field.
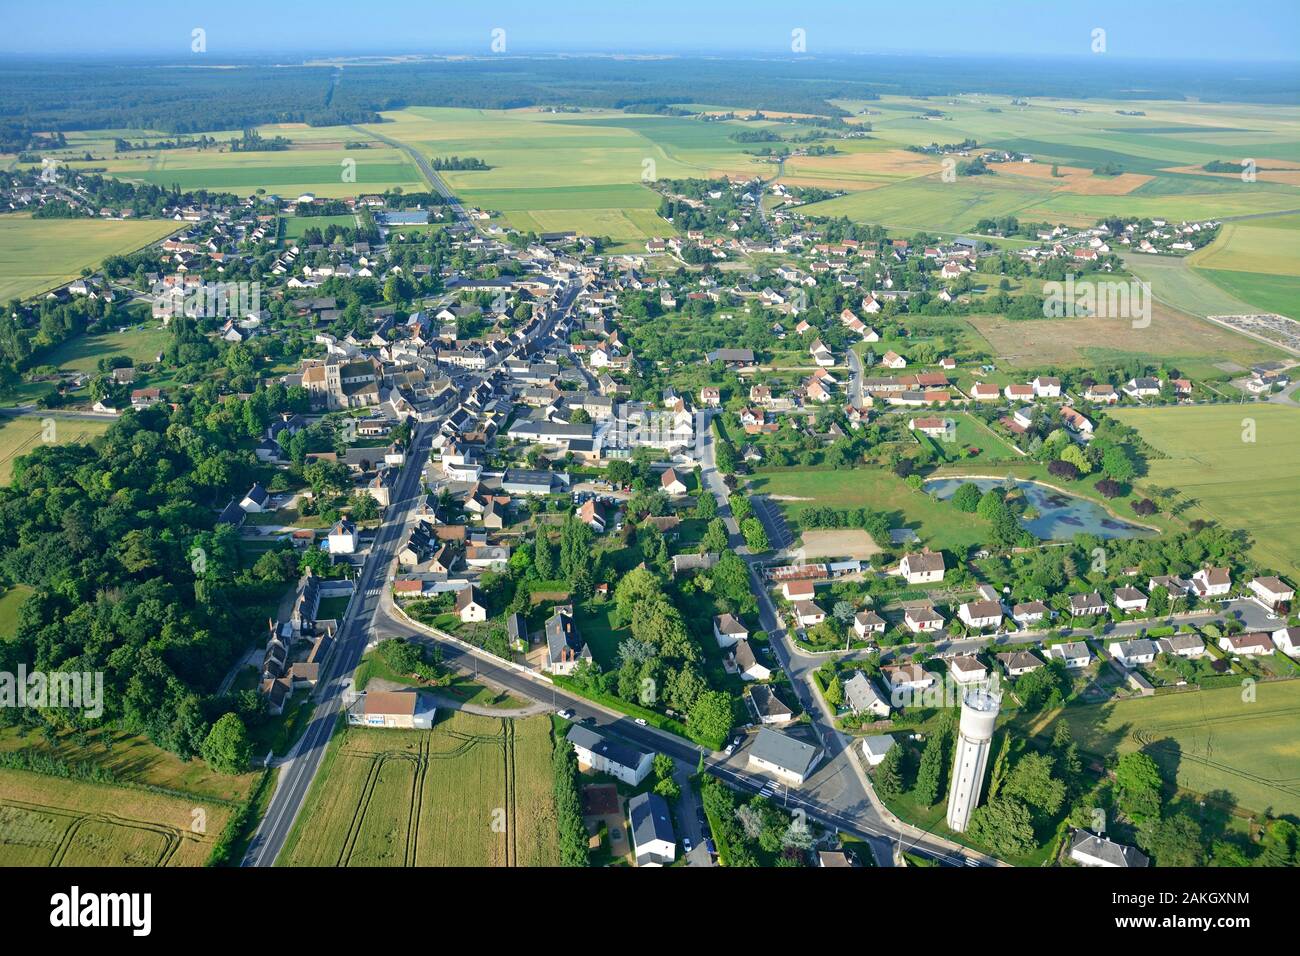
[1021,681,1300,818]
[1185,214,1300,318]
[1111,404,1300,575]
[0,763,238,867]
[41,325,172,375]
[0,415,114,484]
[279,712,561,867]
[0,214,176,302]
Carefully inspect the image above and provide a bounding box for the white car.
[556,709,575,720]
[634,718,647,726]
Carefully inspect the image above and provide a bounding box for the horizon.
[3,0,1298,62]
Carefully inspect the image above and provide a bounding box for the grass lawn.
[0,214,176,302]
[0,584,33,638]
[40,324,172,375]
[749,465,992,553]
[0,415,114,484]
[1016,680,1300,818]
[1111,404,1300,576]
[279,711,561,866]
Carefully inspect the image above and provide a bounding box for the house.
[1112,587,1148,612]
[1032,375,1062,398]
[1084,383,1119,404]
[628,792,677,866]
[347,690,436,729]
[1004,383,1034,401]
[1048,641,1092,669]
[1191,567,1232,598]
[880,351,907,369]
[1248,576,1294,610]
[327,517,358,555]
[1219,632,1275,656]
[1069,592,1107,617]
[1157,634,1206,659]
[1123,377,1162,398]
[969,382,1000,402]
[1149,575,1190,598]
[853,609,886,639]
[1059,406,1093,437]
[793,601,827,628]
[500,468,554,497]
[506,612,528,649]
[782,579,817,602]
[860,734,897,767]
[730,639,771,681]
[239,482,271,513]
[843,671,890,718]
[700,386,721,407]
[713,613,749,648]
[747,684,794,724]
[577,498,607,533]
[1272,626,1300,657]
[882,663,935,695]
[660,467,687,496]
[996,650,1044,676]
[947,655,988,684]
[898,550,945,585]
[566,724,653,785]
[909,416,952,438]
[1012,601,1049,626]
[544,607,592,674]
[1069,830,1148,868]
[747,727,822,786]
[958,599,1002,630]
[1108,638,1158,667]
[456,585,488,623]
[904,604,945,634]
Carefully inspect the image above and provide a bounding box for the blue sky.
[2,0,1296,60]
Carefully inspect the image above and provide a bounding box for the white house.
[957,599,1002,630]
[853,609,886,639]
[898,550,945,585]
[327,517,358,555]
[1157,634,1205,659]
[1108,638,1157,667]
[1069,830,1148,868]
[659,467,688,496]
[782,579,817,602]
[996,650,1044,676]
[1032,375,1062,398]
[1048,641,1092,669]
[1272,626,1300,657]
[1069,592,1107,617]
[730,639,771,681]
[566,725,653,786]
[239,482,271,513]
[1012,601,1049,627]
[456,585,488,623]
[793,601,827,628]
[747,727,822,786]
[1249,576,1294,610]
[628,792,677,867]
[860,734,896,767]
[1219,632,1275,656]
[1112,587,1148,613]
[713,613,749,648]
[1191,567,1232,598]
[843,671,891,718]
[904,605,944,634]
[947,655,988,684]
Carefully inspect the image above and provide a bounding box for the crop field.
[280,712,560,867]
[0,415,114,484]
[1022,681,1300,817]
[965,303,1286,377]
[0,214,176,301]
[282,213,356,238]
[1111,404,1300,575]
[799,95,1300,235]
[0,767,234,866]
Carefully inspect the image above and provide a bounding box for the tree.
[201,712,252,774]
[1002,752,1066,817]
[701,517,729,553]
[1048,459,1080,480]
[688,690,733,748]
[741,517,769,552]
[1139,813,1203,867]
[1101,445,1136,482]
[968,798,1037,857]
[1060,444,1091,475]
[914,732,946,805]
[1115,752,1163,823]
[533,533,555,579]
[952,482,983,512]
[695,490,718,520]
[1095,478,1122,499]
[824,674,844,708]
[874,744,904,800]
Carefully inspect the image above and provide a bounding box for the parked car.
[634,717,648,726]
[556,709,575,720]
[682,837,693,853]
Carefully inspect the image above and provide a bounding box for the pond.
[922,477,1153,540]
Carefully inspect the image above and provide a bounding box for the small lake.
[922,477,1153,540]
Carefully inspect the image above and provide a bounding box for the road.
[350,123,472,225]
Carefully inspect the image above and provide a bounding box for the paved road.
[351,124,471,225]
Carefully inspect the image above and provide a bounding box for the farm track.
[503,718,517,867]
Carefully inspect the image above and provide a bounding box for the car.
[634,717,648,726]
[732,735,744,748]
[556,708,575,720]
[682,837,692,853]
[723,743,735,757]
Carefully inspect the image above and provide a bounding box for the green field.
[0,415,114,484]
[1192,269,1300,320]
[1112,404,1300,575]
[1022,681,1300,818]
[282,214,356,239]
[749,465,991,552]
[0,214,176,302]
[0,584,33,639]
[41,325,172,375]
[280,712,560,867]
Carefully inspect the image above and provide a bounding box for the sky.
[1,0,1296,61]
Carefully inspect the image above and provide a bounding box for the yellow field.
[0,768,233,867]
[0,214,176,301]
[1188,215,1300,277]
[0,415,114,484]
[280,712,561,867]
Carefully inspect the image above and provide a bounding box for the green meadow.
[0,214,177,301]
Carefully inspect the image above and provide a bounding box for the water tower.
[945,686,1002,833]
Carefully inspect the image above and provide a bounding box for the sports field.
[1112,404,1300,575]
[0,415,114,484]
[0,767,235,866]
[1023,680,1300,818]
[0,214,176,302]
[279,712,561,867]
